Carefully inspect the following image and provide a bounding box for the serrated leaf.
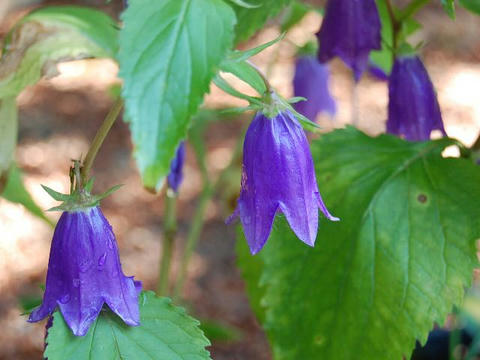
[232,0,293,42]
[228,0,260,9]
[0,97,17,189]
[239,127,480,360]
[459,0,480,15]
[0,6,118,97]
[442,0,456,19]
[2,165,53,225]
[118,0,236,191]
[45,292,212,360]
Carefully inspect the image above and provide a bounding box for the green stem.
[173,130,245,300]
[173,185,212,299]
[157,193,177,296]
[398,0,429,22]
[81,98,124,185]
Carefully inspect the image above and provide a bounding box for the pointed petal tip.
[315,192,340,222]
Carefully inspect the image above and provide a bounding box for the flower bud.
[316,0,381,81]
[387,55,446,141]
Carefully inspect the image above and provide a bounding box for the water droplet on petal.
[78,259,91,273]
[59,294,71,304]
[73,278,80,287]
[98,252,107,269]
[244,216,251,225]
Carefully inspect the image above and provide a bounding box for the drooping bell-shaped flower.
[29,201,141,336]
[293,56,337,121]
[317,0,381,81]
[230,107,339,254]
[167,141,186,193]
[387,55,446,141]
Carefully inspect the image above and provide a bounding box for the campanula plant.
[28,167,141,336]
[167,141,186,193]
[229,93,339,254]
[317,0,381,81]
[387,55,446,141]
[293,56,337,121]
[2,1,480,359]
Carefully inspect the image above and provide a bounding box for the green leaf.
[227,0,260,8]
[229,33,285,62]
[118,0,236,191]
[2,165,53,225]
[441,0,456,19]
[45,292,212,360]
[239,127,480,360]
[0,97,17,189]
[0,6,118,97]
[232,0,293,42]
[459,0,480,15]
[370,0,394,75]
[220,60,267,95]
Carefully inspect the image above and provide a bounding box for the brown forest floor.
[0,1,480,359]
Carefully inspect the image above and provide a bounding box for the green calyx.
[42,180,122,212]
[42,160,121,212]
[260,91,319,132]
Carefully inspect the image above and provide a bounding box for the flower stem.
[173,130,245,300]
[157,192,177,296]
[173,184,212,299]
[398,0,429,22]
[81,98,124,185]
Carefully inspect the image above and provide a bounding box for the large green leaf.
[45,292,212,360]
[232,0,293,43]
[459,0,480,15]
[2,165,52,225]
[118,0,236,191]
[238,127,480,360]
[0,6,118,97]
[0,97,17,187]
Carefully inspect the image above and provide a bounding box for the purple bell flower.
[317,0,381,81]
[167,141,185,193]
[293,56,337,121]
[230,109,339,255]
[387,55,446,141]
[28,206,142,336]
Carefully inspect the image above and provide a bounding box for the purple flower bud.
[317,0,381,81]
[28,206,141,336]
[167,142,185,192]
[387,55,446,141]
[293,56,337,121]
[229,110,339,255]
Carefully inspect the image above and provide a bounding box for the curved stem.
[81,98,124,185]
[173,129,245,300]
[398,0,429,22]
[157,193,177,296]
[173,185,212,299]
